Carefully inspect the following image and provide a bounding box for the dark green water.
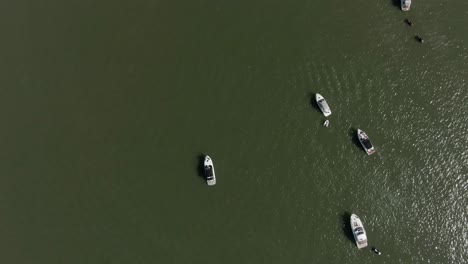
[0,1,467,263]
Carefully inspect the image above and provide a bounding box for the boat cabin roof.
[363,139,373,149]
[205,165,214,177]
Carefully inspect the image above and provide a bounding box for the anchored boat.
[204,155,216,186]
[315,93,332,117]
[350,214,368,249]
[357,129,376,155]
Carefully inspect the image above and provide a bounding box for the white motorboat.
[323,120,330,127]
[350,214,368,249]
[401,0,411,11]
[204,155,216,186]
[315,93,332,117]
[357,129,376,155]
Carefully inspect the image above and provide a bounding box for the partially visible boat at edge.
[401,0,411,11]
[357,129,376,155]
[350,214,368,249]
[315,93,332,117]
[204,155,216,186]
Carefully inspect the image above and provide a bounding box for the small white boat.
[315,93,332,117]
[357,129,376,155]
[350,214,368,249]
[401,0,411,11]
[323,120,330,127]
[204,155,216,186]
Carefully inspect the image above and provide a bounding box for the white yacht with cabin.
[204,155,216,186]
[350,214,368,249]
[315,93,332,117]
[357,129,376,155]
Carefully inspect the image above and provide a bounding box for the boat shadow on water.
[390,0,400,8]
[348,128,363,151]
[308,92,322,114]
[196,154,207,182]
[341,212,355,244]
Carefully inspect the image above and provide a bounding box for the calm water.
[0,0,467,263]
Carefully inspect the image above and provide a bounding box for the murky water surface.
[0,0,467,263]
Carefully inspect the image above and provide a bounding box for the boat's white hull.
[401,0,411,11]
[357,129,376,155]
[204,156,216,186]
[350,214,368,249]
[315,93,332,117]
